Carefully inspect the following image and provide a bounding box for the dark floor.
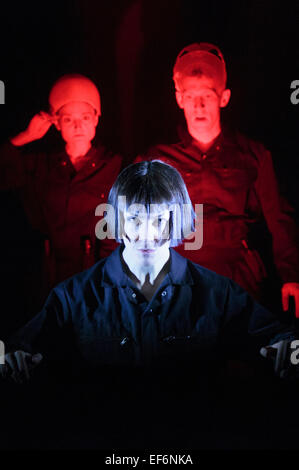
[1,367,299,452]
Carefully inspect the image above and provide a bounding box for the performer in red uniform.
[0,74,122,295]
[137,43,299,314]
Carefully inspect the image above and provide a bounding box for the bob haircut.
[106,160,195,247]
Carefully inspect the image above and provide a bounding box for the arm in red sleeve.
[253,142,299,283]
[0,141,29,190]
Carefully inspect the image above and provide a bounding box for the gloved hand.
[0,350,43,384]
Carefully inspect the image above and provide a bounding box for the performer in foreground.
[0,161,297,384]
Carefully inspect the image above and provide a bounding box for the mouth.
[138,249,155,254]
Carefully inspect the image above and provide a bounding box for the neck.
[122,247,170,287]
[65,141,91,161]
[188,123,221,153]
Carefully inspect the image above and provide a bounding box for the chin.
[138,251,156,262]
[139,251,155,259]
[72,137,88,142]
[193,120,209,129]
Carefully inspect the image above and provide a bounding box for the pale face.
[176,75,230,140]
[55,101,98,146]
[122,204,171,267]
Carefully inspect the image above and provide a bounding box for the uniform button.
[120,337,129,346]
[186,172,191,176]
[216,145,220,151]
[91,162,96,167]
[62,161,67,166]
[202,154,207,160]
[149,309,153,313]
[101,193,105,198]
[132,293,136,298]
[161,291,167,297]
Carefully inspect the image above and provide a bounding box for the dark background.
[1,0,299,173]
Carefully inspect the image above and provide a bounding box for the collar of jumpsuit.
[101,245,194,292]
[99,246,196,367]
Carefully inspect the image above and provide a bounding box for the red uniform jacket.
[136,130,299,298]
[0,141,122,285]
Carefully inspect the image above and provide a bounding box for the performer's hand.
[10,111,54,146]
[0,350,43,384]
[281,282,299,318]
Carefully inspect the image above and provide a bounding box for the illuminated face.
[55,101,98,146]
[176,75,229,137]
[122,204,171,266]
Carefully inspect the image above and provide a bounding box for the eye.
[62,116,71,124]
[83,114,92,121]
[204,92,216,100]
[154,217,166,227]
[128,216,141,226]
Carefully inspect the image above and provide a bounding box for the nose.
[194,97,205,109]
[73,119,83,129]
[138,219,157,242]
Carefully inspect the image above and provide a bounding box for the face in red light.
[176,75,230,140]
[54,101,99,147]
